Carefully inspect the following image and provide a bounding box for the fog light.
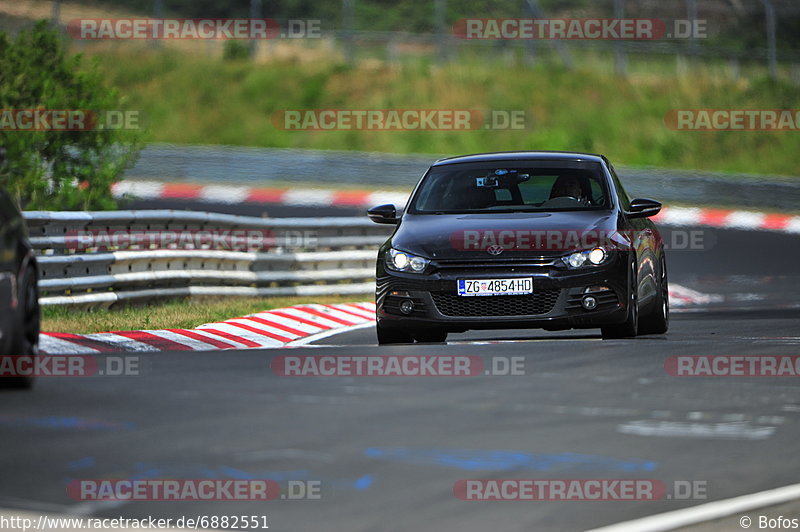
[581,295,598,310]
[399,299,415,314]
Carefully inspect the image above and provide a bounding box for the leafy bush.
[0,21,141,210]
[223,39,250,61]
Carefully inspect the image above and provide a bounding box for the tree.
[0,21,141,210]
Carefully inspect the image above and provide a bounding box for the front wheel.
[639,253,669,335]
[601,257,638,339]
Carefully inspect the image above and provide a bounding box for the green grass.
[42,295,371,334]
[83,45,800,177]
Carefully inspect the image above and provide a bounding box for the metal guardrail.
[24,210,392,308]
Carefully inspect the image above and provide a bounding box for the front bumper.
[376,254,631,332]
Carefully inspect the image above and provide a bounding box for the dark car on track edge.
[368,151,668,344]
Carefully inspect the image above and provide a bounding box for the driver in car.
[548,174,589,205]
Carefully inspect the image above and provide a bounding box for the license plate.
[457,278,533,297]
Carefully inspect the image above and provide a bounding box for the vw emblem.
[487,245,505,256]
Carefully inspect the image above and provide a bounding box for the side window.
[608,164,630,210]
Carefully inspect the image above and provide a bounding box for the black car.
[0,184,40,389]
[368,151,668,344]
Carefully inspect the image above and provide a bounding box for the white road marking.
[617,420,775,440]
[587,482,800,532]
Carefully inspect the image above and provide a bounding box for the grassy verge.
[82,46,800,177]
[42,295,372,334]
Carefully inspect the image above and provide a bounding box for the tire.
[639,252,669,335]
[377,324,414,345]
[3,265,39,390]
[601,257,638,339]
[412,330,448,343]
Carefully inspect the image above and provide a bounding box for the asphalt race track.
[1,221,799,531]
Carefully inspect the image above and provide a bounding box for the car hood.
[392,211,619,260]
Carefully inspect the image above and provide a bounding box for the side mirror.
[627,198,662,219]
[367,204,400,225]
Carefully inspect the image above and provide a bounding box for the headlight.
[387,248,430,273]
[563,247,610,269]
[588,247,606,265]
[566,252,586,268]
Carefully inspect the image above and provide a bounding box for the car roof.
[431,151,607,166]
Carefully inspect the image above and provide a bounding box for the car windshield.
[410,160,610,214]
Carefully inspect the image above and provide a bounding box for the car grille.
[431,290,560,317]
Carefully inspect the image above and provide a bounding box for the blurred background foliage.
[0,21,140,209]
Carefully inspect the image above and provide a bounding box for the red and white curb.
[112,180,408,209]
[114,180,800,234]
[39,302,376,355]
[668,284,723,307]
[652,206,800,233]
[38,285,717,354]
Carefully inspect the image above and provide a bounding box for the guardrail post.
[686,0,698,68]
[614,0,626,76]
[152,0,163,48]
[435,0,447,64]
[250,0,263,59]
[51,0,60,27]
[760,0,778,79]
[342,0,355,64]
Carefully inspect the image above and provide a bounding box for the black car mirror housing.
[367,204,400,224]
[627,198,662,219]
